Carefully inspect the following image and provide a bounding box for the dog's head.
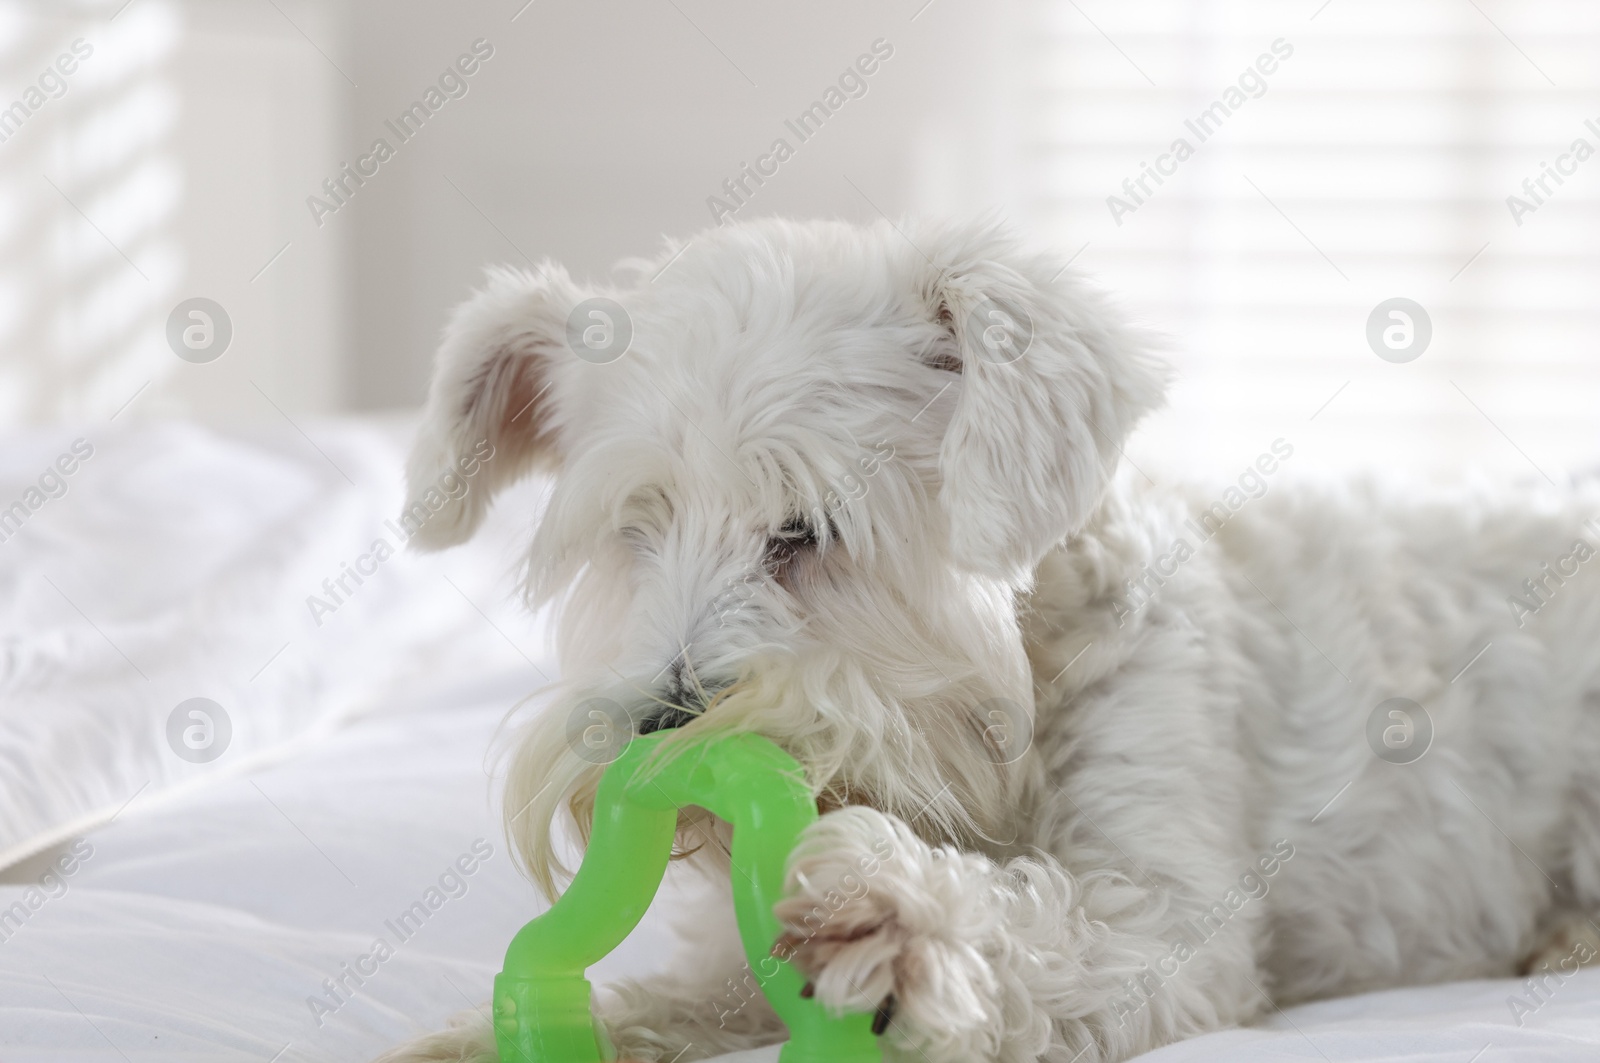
[406,218,1167,894]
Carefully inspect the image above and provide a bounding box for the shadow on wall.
[0,0,1025,425]
[0,3,179,425]
[0,0,348,429]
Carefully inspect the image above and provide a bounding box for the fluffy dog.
[380,218,1600,1063]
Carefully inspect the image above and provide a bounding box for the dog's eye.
[764,517,818,569]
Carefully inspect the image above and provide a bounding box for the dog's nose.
[638,704,698,735]
[640,658,692,735]
[638,664,726,734]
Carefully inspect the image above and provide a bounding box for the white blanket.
[3,420,1598,1062]
[0,419,527,868]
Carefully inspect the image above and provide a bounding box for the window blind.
[1022,0,1600,482]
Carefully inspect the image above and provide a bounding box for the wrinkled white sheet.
[0,419,528,868]
[2,420,1599,1062]
[0,668,689,1063]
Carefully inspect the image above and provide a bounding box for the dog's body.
[382,219,1600,1063]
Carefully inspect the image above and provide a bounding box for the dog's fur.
[380,218,1600,1063]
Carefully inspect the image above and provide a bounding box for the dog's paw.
[773,806,1003,1047]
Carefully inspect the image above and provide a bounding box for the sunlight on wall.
[0,0,350,429]
[0,0,181,424]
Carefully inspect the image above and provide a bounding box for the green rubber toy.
[492,731,882,1063]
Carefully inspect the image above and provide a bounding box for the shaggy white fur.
[377,218,1600,1063]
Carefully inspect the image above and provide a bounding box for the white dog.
[381,218,1600,1063]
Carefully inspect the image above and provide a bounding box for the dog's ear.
[405,263,611,549]
[913,223,1169,578]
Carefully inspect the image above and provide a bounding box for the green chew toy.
[492,731,883,1063]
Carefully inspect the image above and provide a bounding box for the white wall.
[0,0,349,426]
[342,0,1027,410]
[2,0,1027,424]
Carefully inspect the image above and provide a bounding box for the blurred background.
[1,0,1597,479]
[2,6,1599,1056]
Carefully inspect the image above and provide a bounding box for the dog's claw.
[800,981,815,999]
[872,995,897,1035]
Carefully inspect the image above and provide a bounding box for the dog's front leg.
[776,806,1257,1063]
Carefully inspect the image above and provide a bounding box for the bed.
[3,419,1597,1062]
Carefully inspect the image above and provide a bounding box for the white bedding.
[0,419,526,869]
[3,420,1599,1062]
